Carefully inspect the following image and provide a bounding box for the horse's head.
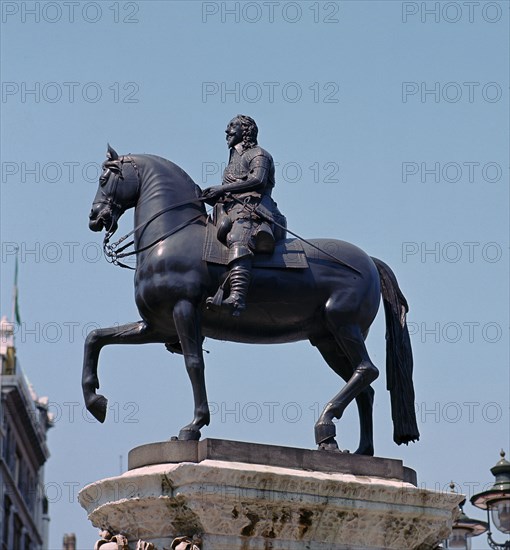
[89,145,140,237]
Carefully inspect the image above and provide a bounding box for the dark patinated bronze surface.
[82,119,419,456]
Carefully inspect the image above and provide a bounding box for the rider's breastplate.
[223,146,275,198]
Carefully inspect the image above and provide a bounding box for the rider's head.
[229,115,258,149]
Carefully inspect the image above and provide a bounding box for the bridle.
[96,156,207,270]
[92,156,139,238]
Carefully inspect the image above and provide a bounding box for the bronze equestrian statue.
[82,121,419,456]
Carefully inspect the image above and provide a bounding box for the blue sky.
[1,1,509,548]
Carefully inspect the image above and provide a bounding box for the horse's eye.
[100,169,110,186]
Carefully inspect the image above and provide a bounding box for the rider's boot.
[206,243,253,315]
[222,256,252,316]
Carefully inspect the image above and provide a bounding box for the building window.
[14,448,21,487]
[25,474,35,513]
[2,423,11,465]
[2,495,11,550]
[13,514,22,550]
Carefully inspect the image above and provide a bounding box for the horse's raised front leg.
[82,321,162,422]
[173,300,210,440]
[314,322,379,452]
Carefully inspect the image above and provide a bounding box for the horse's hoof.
[314,421,336,445]
[165,341,183,355]
[178,427,201,441]
[87,394,108,423]
[354,445,374,456]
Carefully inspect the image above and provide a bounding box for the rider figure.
[203,115,282,315]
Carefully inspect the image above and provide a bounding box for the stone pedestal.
[79,439,462,550]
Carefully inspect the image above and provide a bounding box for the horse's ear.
[106,143,119,161]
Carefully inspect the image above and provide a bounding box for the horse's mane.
[129,154,203,203]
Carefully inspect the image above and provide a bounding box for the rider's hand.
[202,185,224,205]
[223,172,238,184]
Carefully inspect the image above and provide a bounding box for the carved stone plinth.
[79,440,462,550]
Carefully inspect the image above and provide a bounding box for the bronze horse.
[82,146,419,455]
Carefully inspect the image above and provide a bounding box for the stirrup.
[206,287,224,311]
[222,292,246,316]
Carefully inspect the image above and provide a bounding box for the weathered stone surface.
[80,454,461,550]
[128,439,417,485]
[128,440,199,469]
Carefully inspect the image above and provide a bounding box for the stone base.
[79,439,462,550]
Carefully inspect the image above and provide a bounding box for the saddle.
[202,218,308,269]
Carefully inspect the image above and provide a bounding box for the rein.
[103,198,207,269]
[101,171,361,275]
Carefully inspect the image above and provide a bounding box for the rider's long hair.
[235,115,258,149]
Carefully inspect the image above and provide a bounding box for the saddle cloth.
[202,219,308,269]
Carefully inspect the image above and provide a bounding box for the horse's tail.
[372,257,420,445]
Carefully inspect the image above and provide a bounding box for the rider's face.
[225,119,243,148]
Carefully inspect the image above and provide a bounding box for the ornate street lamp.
[444,482,488,549]
[471,450,510,549]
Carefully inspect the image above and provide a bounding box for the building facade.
[0,317,52,550]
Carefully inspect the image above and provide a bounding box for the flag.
[13,250,21,325]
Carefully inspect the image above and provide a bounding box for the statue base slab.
[79,439,461,550]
